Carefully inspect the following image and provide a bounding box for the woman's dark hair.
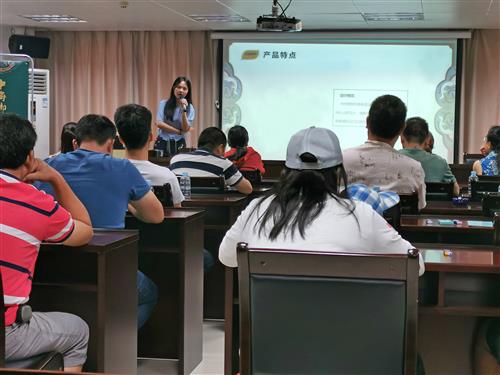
[163,76,192,122]
[60,122,77,153]
[486,125,500,169]
[227,125,249,161]
[250,163,356,240]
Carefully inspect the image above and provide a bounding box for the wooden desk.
[125,208,204,375]
[182,194,248,319]
[420,245,500,315]
[249,185,272,198]
[31,231,138,374]
[400,215,499,245]
[224,244,500,375]
[420,201,483,216]
[183,194,248,231]
[149,155,171,167]
[417,244,500,375]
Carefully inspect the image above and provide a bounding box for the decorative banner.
[0,61,29,119]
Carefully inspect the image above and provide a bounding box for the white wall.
[0,25,13,54]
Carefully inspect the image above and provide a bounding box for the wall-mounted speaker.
[8,35,51,59]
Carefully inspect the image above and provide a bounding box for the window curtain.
[461,29,500,155]
[45,31,218,152]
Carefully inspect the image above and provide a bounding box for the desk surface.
[420,246,500,273]
[163,207,205,219]
[42,230,138,252]
[184,194,248,205]
[420,201,483,216]
[401,215,494,233]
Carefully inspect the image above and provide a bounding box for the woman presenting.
[155,76,195,156]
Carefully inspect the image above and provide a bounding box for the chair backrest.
[425,182,454,201]
[178,175,225,194]
[398,193,419,214]
[482,193,500,217]
[152,183,173,207]
[177,147,196,154]
[478,175,500,182]
[237,243,419,375]
[463,153,483,164]
[240,170,262,186]
[471,179,500,201]
[383,202,402,232]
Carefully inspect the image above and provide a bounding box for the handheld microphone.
[180,95,188,111]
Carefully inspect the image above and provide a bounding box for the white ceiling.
[0,0,499,31]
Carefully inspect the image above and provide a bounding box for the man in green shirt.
[400,117,459,196]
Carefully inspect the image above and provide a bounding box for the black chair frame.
[152,183,173,207]
[425,182,454,201]
[399,193,419,214]
[237,243,419,375]
[177,175,226,194]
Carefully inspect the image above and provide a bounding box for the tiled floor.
[138,321,225,375]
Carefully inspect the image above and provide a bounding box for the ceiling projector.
[256,0,302,32]
[256,15,302,32]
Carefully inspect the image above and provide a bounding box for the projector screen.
[222,39,458,162]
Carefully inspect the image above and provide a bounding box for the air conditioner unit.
[29,69,50,159]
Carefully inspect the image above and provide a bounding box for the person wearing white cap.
[218,126,424,276]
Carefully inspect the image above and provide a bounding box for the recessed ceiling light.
[363,13,424,22]
[189,15,250,23]
[20,14,87,23]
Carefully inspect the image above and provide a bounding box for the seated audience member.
[224,125,265,174]
[115,104,184,208]
[400,117,459,196]
[36,114,164,329]
[480,136,491,157]
[170,127,253,195]
[424,131,434,154]
[347,183,400,216]
[343,95,426,209]
[473,125,500,176]
[219,126,424,276]
[60,122,77,154]
[115,104,214,272]
[0,114,93,372]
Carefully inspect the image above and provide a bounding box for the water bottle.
[468,171,478,197]
[179,172,191,198]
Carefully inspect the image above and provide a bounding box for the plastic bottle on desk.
[468,171,478,197]
[179,172,191,198]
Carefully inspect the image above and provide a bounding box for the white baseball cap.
[285,127,343,170]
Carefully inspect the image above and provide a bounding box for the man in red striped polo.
[0,114,93,372]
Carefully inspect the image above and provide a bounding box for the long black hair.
[227,125,248,161]
[60,122,77,153]
[486,125,500,170]
[163,76,192,122]
[250,162,356,240]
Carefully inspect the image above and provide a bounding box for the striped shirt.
[169,148,243,187]
[0,170,74,326]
